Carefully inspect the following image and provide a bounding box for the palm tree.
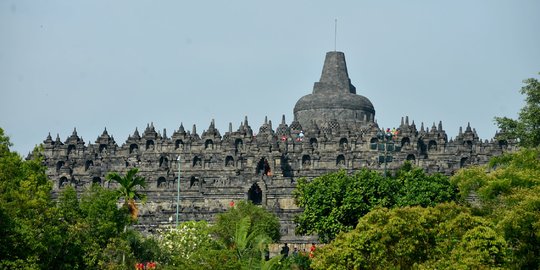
[106,168,147,221]
[231,216,281,270]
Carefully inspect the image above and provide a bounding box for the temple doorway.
[248,183,262,205]
[256,157,271,176]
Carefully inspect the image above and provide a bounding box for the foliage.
[1,129,280,270]
[157,202,283,270]
[106,168,147,221]
[213,200,281,246]
[394,164,457,207]
[311,203,507,270]
[278,252,311,270]
[233,216,269,268]
[451,148,540,269]
[294,166,456,243]
[452,148,540,204]
[158,220,219,267]
[31,184,134,269]
[212,201,282,270]
[0,128,60,269]
[127,231,161,264]
[0,128,162,269]
[293,169,393,243]
[495,73,540,147]
[78,185,132,268]
[228,215,275,270]
[495,186,540,269]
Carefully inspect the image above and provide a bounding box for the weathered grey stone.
[36,51,516,243]
[294,51,375,128]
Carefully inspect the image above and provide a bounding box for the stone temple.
[39,51,515,242]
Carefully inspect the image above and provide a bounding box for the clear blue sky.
[1,1,539,155]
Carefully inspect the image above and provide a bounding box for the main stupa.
[293,51,375,129]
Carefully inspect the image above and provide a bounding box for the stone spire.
[430,122,437,133]
[55,134,63,145]
[67,127,80,143]
[43,132,53,145]
[276,115,290,136]
[133,127,140,139]
[314,51,356,94]
[178,123,185,134]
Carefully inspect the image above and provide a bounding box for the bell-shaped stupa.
[293,51,375,129]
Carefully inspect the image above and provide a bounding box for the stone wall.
[36,51,517,242]
[38,116,515,242]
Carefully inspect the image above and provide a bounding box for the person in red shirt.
[309,243,316,258]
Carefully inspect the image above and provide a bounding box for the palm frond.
[260,255,281,270]
[105,172,121,183]
[104,167,147,221]
[235,216,252,253]
[125,167,139,179]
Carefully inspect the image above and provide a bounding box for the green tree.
[229,216,274,270]
[78,184,131,268]
[495,186,540,269]
[213,200,281,246]
[394,164,457,207]
[0,129,156,269]
[276,252,311,270]
[51,184,132,269]
[106,168,147,221]
[51,186,86,269]
[451,148,540,269]
[212,201,282,270]
[311,203,507,270]
[495,73,540,147]
[158,220,221,268]
[157,202,281,270]
[127,231,161,266]
[452,148,540,205]
[294,167,456,243]
[293,169,394,243]
[0,128,61,269]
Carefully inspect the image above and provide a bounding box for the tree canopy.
[495,72,540,147]
[0,128,159,269]
[310,149,540,269]
[311,203,507,270]
[156,200,284,270]
[1,127,293,269]
[106,168,147,221]
[451,148,540,269]
[293,165,456,243]
[0,128,57,269]
[213,200,281,246]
